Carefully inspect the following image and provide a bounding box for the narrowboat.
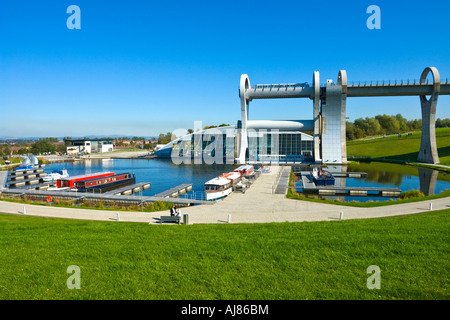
[311,167,335,186]
[56,172,115,188]
[73,172,136,192]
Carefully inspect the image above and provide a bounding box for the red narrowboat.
[73,172,136,192]
[56,172,115,188]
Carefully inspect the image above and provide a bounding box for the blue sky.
[1,0,449,137]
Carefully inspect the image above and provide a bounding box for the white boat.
[234,165,255,178]
[219,171,242,186]
[204,171,243,201]
[204,177,233,201]
[43,169,69,182]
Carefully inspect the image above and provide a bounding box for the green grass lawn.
[347,127,450,166]
[0,210,448,300]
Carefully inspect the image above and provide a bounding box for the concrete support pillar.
[337,70,348,163]
[418,67,440,164]
[312,71,321,163]
[319,70,348,164]
[237,74,251,164]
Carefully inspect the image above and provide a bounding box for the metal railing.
[347,78,449,87]
[179,190,207,201]
[272,166,284,194]
[246,78,449,91]
[251,83,311,90]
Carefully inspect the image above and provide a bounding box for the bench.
[159,215,181,224]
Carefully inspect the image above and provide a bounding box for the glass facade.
[170,129,313,163]
[248,131,313,162]
[171,131,236,164]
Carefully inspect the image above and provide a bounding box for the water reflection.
[418,167,438,196]
[348,163,405,187]
[296,162,449,202]
[45,158,239,197]
[347,162,444,192]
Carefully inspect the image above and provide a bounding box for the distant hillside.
[347,127,450,166]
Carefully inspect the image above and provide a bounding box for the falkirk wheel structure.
[236,66,449,165]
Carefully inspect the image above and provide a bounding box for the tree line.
[2,117,448,157]
[346,114,450,140]
[0,138,65,157]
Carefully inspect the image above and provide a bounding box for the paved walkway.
[0,165,449,224]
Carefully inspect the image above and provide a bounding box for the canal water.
[45,159,238,199]
[44,159,450,202]
[295,162,450,202]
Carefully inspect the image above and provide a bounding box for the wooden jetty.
[8,172,47,181]
[103,182,151,195]
[6,176,45,188]
[153,184,193,198]
[300,172,316,190]
[34,182,53,190]
[9,167,45,175]
[4,168,47,188]
[1,187,210,206]
[9,182,52,191]
[299,172,401,196]
[292,167,367,178]
[328,172,367,178]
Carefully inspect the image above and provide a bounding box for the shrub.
[399,190,424,199]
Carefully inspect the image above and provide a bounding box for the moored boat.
[219,171,242,186]
[204,176,233,201]
[56,172,115,188]
[73,172,136,192]
[204,171,244,201]
[312,167,335,186]
[233,165,255,178]
[43,169,69,182]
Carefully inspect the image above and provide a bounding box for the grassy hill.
[347,127,450,166]
[0,210,448,300]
